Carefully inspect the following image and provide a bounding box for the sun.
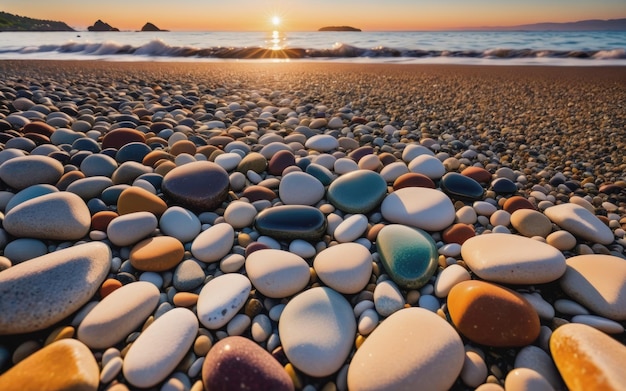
[271,15,281,27]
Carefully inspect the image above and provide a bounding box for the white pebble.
[226,314,251,336]
[251,314,272,342]
[461,350,488,388]
[357,308,379,335]
[289,239,317,259]
[100,356,123,384]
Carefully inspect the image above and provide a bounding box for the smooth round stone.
[77,281,160,349]
[288,239,317,259]
[442,223,475,244]
[402,144,435,162]
[381,187,455,232]
[268,149,296,175]
[202,336,294,391]
[5,184,58,212]
[197,273,251,329]
[245,249,310,298]
[116,142,151,163]
[278,172,325,206]
[461,166,492,183]
[111,161,152,184]
[505,368,555,391]
[313,242,373,294]
[514,345,563,390]
[107,211,157,247]
[333,214,368,243]
[159,206,202,243]
[117,186,167,216]
[173,259,205,291]
[80,153,118,177]
[162,161,230,211]
[571,314,624,334]
[440,172,485,201]
[347,307,464,391]
[0,155,63,190]
[279,287,356,377]
[3,192,91,241]
[461,350,488,388]
[559,254,626,321]
[447,280,540,347]
[510,209,553,238]
[376,224,438,289]
[4,238,48,264]
[224,201,257,229]
[236,152,268,174]
[214,152,243,171]
[551,323,626,391]
[503,196,536,213]
[102,128,146,149]
[547,229,581,250]
[393,172,436,190]
[408,154,446,179]
[461,233,566,284]
[305,134,339,152]
[191,223,235,263]
[334,157,359,174]
[306,163,335,186]
[0,339,99,391]
[379,161,409,183]
[473,200,497,216]
[66,176,113,200]
[491,177,517,194]
[123,307,198,389]
[327,170,388,214]
[0,242,110,334]
[544,203,614,245]
[130,236,184,272]
[241,185,276,202]
[434,264,472,297]
[254,205,327,241]
[373,279,405,317]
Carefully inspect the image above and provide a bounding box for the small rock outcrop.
[88,19,119,32]
[318,26,361,32]
[141,22,167,32]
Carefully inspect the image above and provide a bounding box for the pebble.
[159,206,202,243]
[3,191,91,240]
[550,323,626,390]
[254,205,327,241]
[571,314,625,334]
[505,368,555,391]
[447,280,540,347]
[373,279,405,317]
[0,242,110,334]
[279,287,356,377]
[313,242,373,294]
[381,187,456,231]
[461,233,566,284]
[117,186,168,216]
[202,336,294,391]
[559,254,626,320]
[347,307,464,391]
[440,172,485,201]
[197,273,251,329]
[123,307,198,389]
[173,260,205,291]
[514,345,563,390]
[106,211,158,247]
[245,249,310,298]
[434,264,472,297]
[129,236,185,272]
[279,171,325,205]
[376,224,438,289]
[223,200,258,229]
[544,203,614,245]
[460,350,488,388]
[333,214,368,243]
[408,154,446,179]
[3,238,48,264]
[191,222,235,263]
[77,281,160,349]
[305,134,339,152]
[546,230,577,250]
[0,155,63,189]
[0,339,99,390]
[327,170,388,213]
[510,208,553,237]
[161,161,230,211]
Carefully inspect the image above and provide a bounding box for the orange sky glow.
[3,0,625,31]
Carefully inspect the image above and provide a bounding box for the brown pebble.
[393,172,436,190]
[99,278,123,298]
[503,196,536,213]
[102,128,146,149]
[442,223,475,244]
[170,140,197,156]
[461,166,492,183]
[130,236,184,272]
[117,186,167,216]
[142,150,174,167]
[55,170,85,191]
[91,210,119,231]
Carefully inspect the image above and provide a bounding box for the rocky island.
[140,22,168,32]
[87,19,119,32]
[0,11,74,31]
[318,26,361,32]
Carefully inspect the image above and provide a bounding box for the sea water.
[0,30,624,65]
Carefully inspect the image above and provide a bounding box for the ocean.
[0,30,624,65]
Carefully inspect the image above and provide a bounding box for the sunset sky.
[3,0,625,31]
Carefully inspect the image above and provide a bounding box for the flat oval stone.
[123,307,198,389]
[191,222,235,263]
[130,236,184,272]
[440,172,485,201]
[544,203,614,245]
[392,172,436,190]
[66,176,113,200]
[268,149,296,175]
[254,205,327,241]
[3,191,91,241]
[245,249,310,298]
[551,323,626,391]
[461,166,492,183]
[447,280,540,347]
[162,161,230,211]
[503,195,536,213]
[381,187,455,232]
[347,307,464,391]
[327,170,388,213]
[5,183,58,212]
[4,238,48,264]
[559,254,626,321]
[0,155,63,190]
[333,214,368,243]
[408,154,446,179]
[491,177,517,194]
[77,281,160,349]
[102,128,146,149]
[279,287,356,377]
[236,152,268,174]
[197,273,251,329]
[305,134,339,152]
[461,233,566,284]
[510,209,553,238]
[0,242,110,334]
[202,336,294,391]
[313,242,373,294]
[279,172,325,206]
[117,186,167,216]
[106,211,158,247]
[376,224,438,289]
[0,339,99,391]
[159,206,202,243]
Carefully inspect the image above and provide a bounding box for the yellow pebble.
[193,335,213,357]
[355,334,367,349]
[44,326,75,346]
[284,363,302,390]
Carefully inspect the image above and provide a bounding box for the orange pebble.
[100,279,122,298]
[173,292,199,307]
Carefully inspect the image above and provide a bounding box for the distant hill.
[141,22,168,32]
[88,19,119,32]
[319,26,361,32]
[472,18,626,31]
[0,11,74,31]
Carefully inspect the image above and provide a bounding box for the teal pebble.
[327,170,387,213]
[376,224,439,289]
[306,163,334,186]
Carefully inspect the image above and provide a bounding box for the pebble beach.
[0,60,625,390]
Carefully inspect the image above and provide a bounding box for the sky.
[3,0,625,31]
